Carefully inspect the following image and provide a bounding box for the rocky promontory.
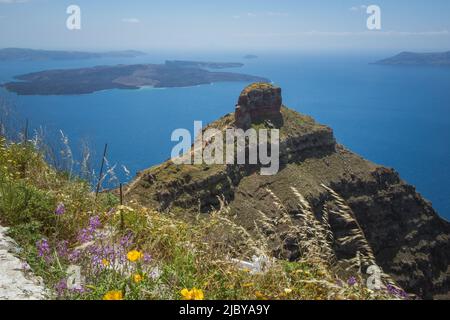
[126,83,450,299]
[235,83,283,129]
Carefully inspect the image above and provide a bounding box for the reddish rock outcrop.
[235,83,283,129]
[128,85,450,299]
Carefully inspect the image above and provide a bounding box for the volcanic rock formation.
[127,83,450,299]
[235,83,283,129]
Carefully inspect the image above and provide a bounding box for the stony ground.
[0,225,46,300]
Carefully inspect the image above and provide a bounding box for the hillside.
[0,83,448,300]
[126,83,450,299]
[0,86,409,301]
[0,134,401,300]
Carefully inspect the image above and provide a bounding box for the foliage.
[0,136,406,300]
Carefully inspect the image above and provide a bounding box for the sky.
[0,0,449,52]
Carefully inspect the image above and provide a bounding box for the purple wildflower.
[68,250,81,263]
[89,215,101,230]
[91,253,103,267]
[387,284,408,299]
[71,286,86,294]
[120,232,133,248]
[36,239,50,258]
[55,202,65,215]
[143,253,152,264]
[89,245,109,269]
[76,216,102,244]
[56,278,68,297]
[347,276,357,286]
[77,228,94,244]
[56,240,69,258]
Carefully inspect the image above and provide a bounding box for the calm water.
[0,52,449,219]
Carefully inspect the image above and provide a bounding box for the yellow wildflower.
[133,274,143,284]
[102,259,110,267]
[103,290,123,300]
[180,288,204,300]
[127,250,143,262]
[284,288,293,294]
[180,288,191,299]
[191,288,204,300]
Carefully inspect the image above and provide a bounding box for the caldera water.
[1,52,449,219]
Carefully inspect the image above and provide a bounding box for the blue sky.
[0,0,449,52]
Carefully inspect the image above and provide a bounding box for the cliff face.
[127,83,450,299]
[235,83,283,129]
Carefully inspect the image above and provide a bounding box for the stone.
[128,84,450,299]
[235,83,283,129]
[0,226,46,300]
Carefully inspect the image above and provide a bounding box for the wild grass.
[0,133,406,300]
[321,184,401,291]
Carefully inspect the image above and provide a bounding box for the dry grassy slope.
[127,106,450,300]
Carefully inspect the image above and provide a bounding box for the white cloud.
[122,18,140,24]
[349,5,367,12]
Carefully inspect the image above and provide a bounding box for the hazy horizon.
[0,0,449,53]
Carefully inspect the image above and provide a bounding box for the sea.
[0,52,449,220]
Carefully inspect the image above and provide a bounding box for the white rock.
[0,226,47,300]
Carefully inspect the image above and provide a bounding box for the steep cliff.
[126,83,450,299]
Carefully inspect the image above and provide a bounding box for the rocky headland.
[126,83,450,299]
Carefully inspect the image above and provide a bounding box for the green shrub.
[0,177,56,229]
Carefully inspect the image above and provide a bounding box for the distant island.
[374,51,450,66]
[243,54,258,59]
[2,60,269,95]
[0,48,146,61]
[164,60,243,69]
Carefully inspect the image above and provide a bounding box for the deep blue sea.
[0,52,449,219]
